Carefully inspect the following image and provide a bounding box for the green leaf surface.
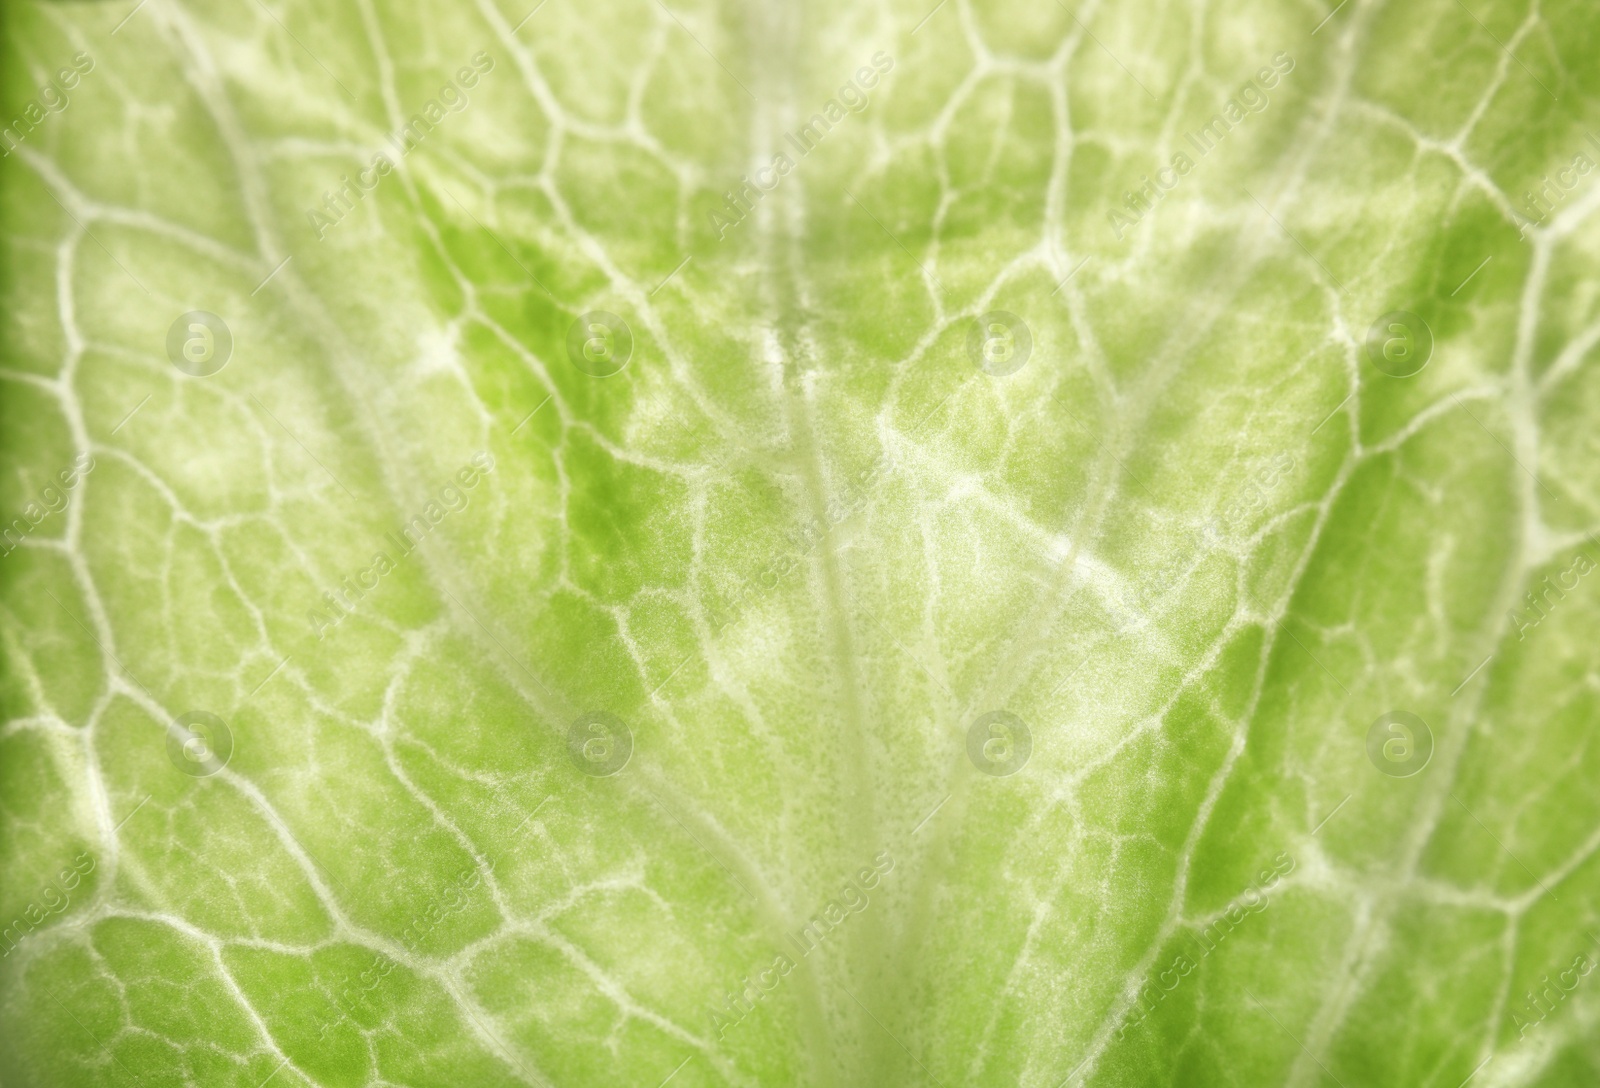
[3,0,1599,1085]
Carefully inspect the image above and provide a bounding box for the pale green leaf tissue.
[3,0,1599,1085]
